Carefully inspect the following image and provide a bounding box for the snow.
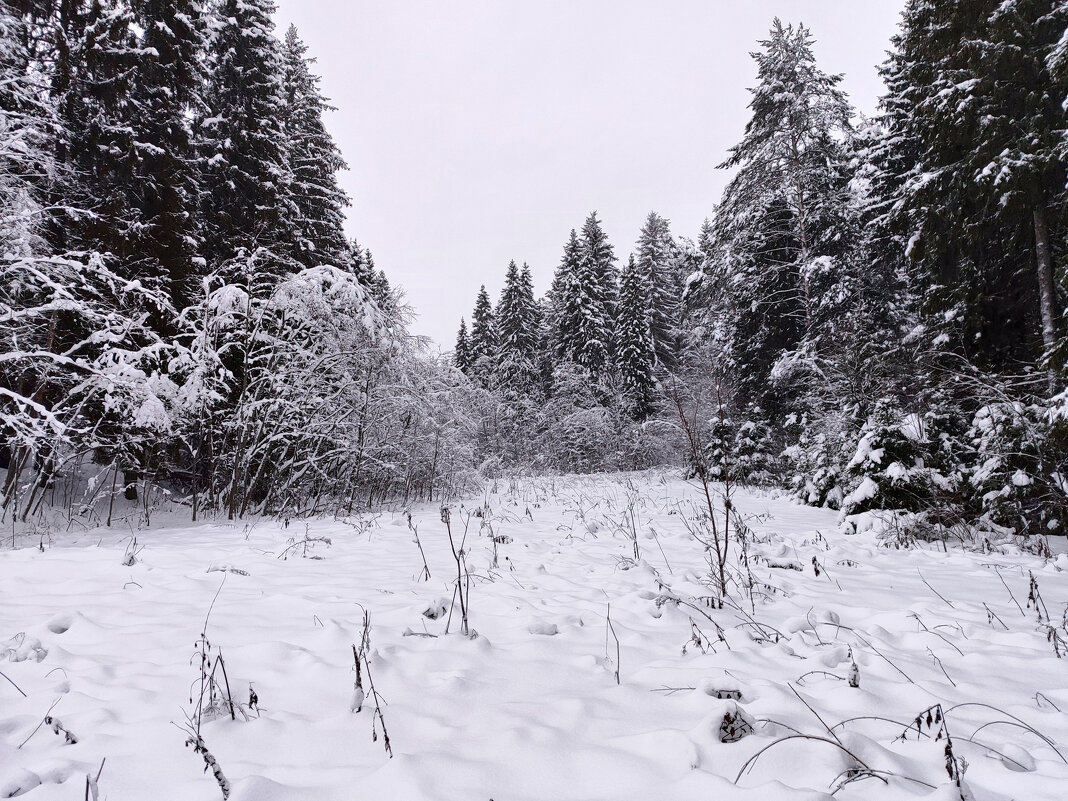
[2,473,1067,800]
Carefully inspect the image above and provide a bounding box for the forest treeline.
[454,4,1068,540]
[1,0,481,522]
[2,0,1067,537]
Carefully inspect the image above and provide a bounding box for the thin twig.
[993,566,1026,617]
[917,570,954,608]
[1,668,27,697]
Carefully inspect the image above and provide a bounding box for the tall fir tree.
[875,0,1067,378]
[468,284,497,384]
[553,212,616,382]
[280,24,350,270]
[200,0,295,282]
[453,317,472,374]
[0,2,51,256]
[127,0,207,312]
[495,260,541,391]
[549,228,581,359]
[634,211,679,370]
[49,0,144,261]
[617,254,656,419]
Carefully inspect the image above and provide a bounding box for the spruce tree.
[495,260,541,391]
[128,0,207,312]
[876,0,1066,376]
[617,255,656,419]
[469,284,498,384]
[200,0,295,282]
[281,24,350,270]
[634,211,679,370]
[549,228,582,359]
[578,210,618,336]
[49,0,144,262]
[552,212,616,383]
[454,317,472,374]
[0,3,51,256]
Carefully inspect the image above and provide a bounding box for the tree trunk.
[1033,204,1059,395]
[1034,204,1058,355]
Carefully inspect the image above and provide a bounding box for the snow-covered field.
[2,473,1067,800]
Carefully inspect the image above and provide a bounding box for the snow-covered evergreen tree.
[281,24,350,270]
[552,213,617,384]
[454,317,472,374]
[200,0,295,282]
[701,20,858,427]
[875,0,1066,378]
[125,0,207,313]
[495,260,541,392]
[0,2,51,257]
[634,211,680,371]
[468,284,498,386]
[616,254,656,419]
[49,1,144,257]
[549,228,581,359]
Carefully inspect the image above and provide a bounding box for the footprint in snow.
[528,621,559,636]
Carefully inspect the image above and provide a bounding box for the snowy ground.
[2,472,1067,800]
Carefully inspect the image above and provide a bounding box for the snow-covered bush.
[783,412,847,508]
[732,409,780,486]
[837,404,966,528]
[968,401,1068,537]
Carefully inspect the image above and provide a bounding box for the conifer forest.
[2,2,1068,800]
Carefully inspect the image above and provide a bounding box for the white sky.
[273,0,906,348]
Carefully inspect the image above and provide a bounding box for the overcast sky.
[273,1,906,349]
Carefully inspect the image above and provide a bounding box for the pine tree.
[200,0,295,282]
[454,317,472,374]
[704,19,858,418]
[281,24,350,270]
[617,255,656,419]
[634,211,679,370]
